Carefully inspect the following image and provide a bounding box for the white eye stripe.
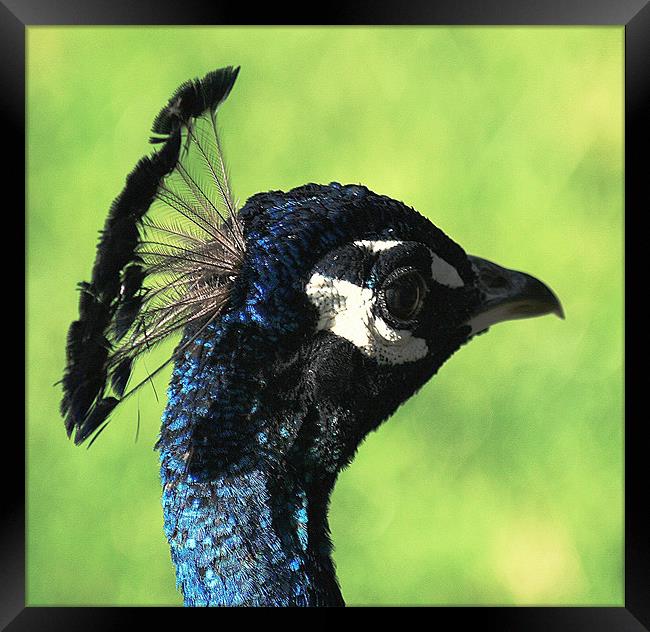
[305,272,429,365]
[353,239,402,253]
[429,252,464,288]
[353,239,464,289]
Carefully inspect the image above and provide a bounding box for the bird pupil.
[384,271,425,322]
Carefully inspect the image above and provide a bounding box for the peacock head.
[203,181,564,478]
[62,66,562,485]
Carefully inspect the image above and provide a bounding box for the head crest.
[61,66,245,445]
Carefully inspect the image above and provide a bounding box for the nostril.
[486,275,509,290]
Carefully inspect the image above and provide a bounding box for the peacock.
[61,66,563,607]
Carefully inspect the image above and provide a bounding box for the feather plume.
[61,66,245,445]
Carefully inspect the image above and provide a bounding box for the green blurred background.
[26,27,623,606]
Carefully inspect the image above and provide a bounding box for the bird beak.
[465,255,564,335]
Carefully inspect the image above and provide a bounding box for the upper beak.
[466,255,564,335]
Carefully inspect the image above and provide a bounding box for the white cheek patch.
[305,272,429,365]
[354,239,464,289]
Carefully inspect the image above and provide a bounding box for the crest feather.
[61,66,245,445]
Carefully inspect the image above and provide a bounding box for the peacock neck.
[157,323,344,606]
[160,462,342,606]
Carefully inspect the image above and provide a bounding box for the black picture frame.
[8,0,646,627]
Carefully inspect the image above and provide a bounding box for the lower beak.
[466,255,564,335]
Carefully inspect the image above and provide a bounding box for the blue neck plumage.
[157,319,343,607]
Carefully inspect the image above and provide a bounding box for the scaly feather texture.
[62,66,563,606]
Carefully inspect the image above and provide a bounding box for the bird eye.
[381,269,428,324]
